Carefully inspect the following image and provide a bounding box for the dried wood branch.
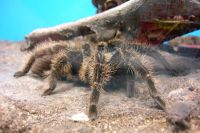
[24,0,144,50]
[24,0,200,50]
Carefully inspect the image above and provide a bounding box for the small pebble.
[188,87,194,91]
[70,112,89,122]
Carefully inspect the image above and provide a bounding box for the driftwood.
[23,0,200,51]
[24,0,145,50]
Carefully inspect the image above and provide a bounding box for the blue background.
[0,0,96,41]
[0,0,199,41]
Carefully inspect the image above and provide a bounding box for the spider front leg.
[88,62,103,120]
[89,87,100,120]
[88,62,112,120]
[129,57,166,110]
[88,45,112,120]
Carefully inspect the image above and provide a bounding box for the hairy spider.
[80,40,166,120]
[14,38,176,79]
[14,39,172,120]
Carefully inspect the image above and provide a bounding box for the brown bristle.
[79,58,90,82]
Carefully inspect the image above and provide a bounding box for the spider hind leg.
[128,55,166,110]
[14,54,36,78]
[125,71,135,98]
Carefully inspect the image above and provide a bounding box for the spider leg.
[42,64,73,96]
[149,51,178,76]
[128,56,166,110]
[42,51,72,96]
[89,87,100,120]
[14,45,54,78]
[88,59,102,120]
[135,45,178,75]
[14,54,36,78]
[42,68,58,96]
[88,45,113,120]
[125,71,135,98]
[31,55,51,78]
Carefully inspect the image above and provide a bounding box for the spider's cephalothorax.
[80,40,166,120]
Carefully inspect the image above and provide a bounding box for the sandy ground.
[0,42,200,133]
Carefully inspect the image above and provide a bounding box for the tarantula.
[80,40,166,120]
[14,39,169,120]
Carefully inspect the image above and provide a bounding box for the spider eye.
[108,43,116,49]
[98,46,104,51]
[107,39,121,50]
[97,42,106,51]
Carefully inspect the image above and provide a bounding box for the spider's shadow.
[54,75,129,95]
